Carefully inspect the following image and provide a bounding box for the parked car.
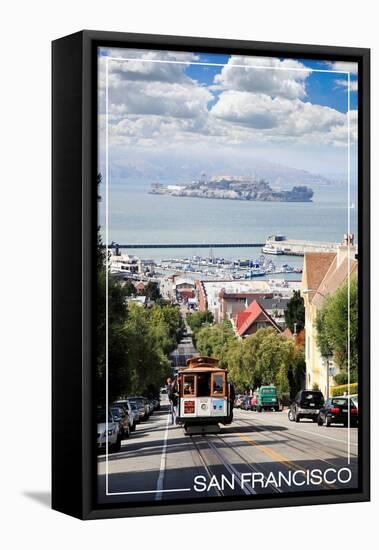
[128,396,149,421]
[147,398,155,415]
[151,397,160,411]
[97,408,121,452]
[143,397,152,417]
[110,405,130,439]
[317,397,358,427]
[113,400,137,432]
[256,385,279,412]
[128,398,145,422]
[288,390,325,422]
[351,394,359,410]
[241,396,252,411]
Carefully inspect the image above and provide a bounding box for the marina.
[109,247,302,282]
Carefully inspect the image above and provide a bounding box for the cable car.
[176,356,234,434]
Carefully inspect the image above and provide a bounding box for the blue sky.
[186,53,358,112]
[98,48,358,179]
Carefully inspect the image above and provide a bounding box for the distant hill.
[109,156,344,188]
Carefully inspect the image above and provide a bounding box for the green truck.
[256,385,279,412]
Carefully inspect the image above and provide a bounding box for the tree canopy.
[186,310,214,333]
[194,322,305,397]
[96,219,184,403]
[315,275,358,374]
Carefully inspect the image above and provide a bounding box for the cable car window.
[183,375,195,396]
[211,373,225,396]
[197,373,210,397]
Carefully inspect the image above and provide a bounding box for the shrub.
[331,383,358,397]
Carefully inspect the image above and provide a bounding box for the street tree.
[187,310,214,333]
[123,280,137,297]
[196,320,236,368]
[144,281,161,301]
[315,275,358,374]
[284,290,305,332]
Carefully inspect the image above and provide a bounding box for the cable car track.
[189,435,255,496]
[188,435,224,497]
[188,433,283,496]
[233,418,355,490]
[234,417,352,467]
[211,433,283,494]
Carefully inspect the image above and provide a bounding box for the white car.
[97,408,121,452]
[114,399,137,431]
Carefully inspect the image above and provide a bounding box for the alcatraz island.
[149,175,314,203]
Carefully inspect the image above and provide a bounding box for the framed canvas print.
[52,30,370,519]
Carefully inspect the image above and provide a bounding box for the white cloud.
[335,79,359,92]
[214,56,311,99]
[98,49,212,121]
[98,49,358,177]
[209,90,356,145]
[110,81,212,119]
[327,61,358,75]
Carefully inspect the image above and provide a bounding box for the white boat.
[262,244,284,255]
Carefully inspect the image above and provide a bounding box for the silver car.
[97,408,121,452]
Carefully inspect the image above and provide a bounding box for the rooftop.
[235,300,281,337]
[302,252,336,298]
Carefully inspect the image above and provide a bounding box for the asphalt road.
[97,399,358,504]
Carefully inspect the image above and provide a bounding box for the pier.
[108,236,345,256]
[109,243,265,249]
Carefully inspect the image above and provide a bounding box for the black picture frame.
[52,30,370,520]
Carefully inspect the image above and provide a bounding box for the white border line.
[103,53,355,495]
[155,413,171,501]
[347,70,351,464]
[105,56,110,495]
[105,56,351,74]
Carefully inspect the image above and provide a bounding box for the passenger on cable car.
[184,380,194,395]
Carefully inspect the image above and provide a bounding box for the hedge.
[331,383,358,397]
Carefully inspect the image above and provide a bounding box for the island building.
[301,234,358,397]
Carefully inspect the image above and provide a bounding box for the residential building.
[302,234,358,398]
[109,251,142,274]
[219,289,289,328]
[160,274,195,301]
[234,300,281,338]
[196,278,300,323]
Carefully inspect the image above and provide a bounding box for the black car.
[288,390,325,422]
[317,397,358,427]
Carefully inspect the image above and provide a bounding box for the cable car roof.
[180,356,226,374]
